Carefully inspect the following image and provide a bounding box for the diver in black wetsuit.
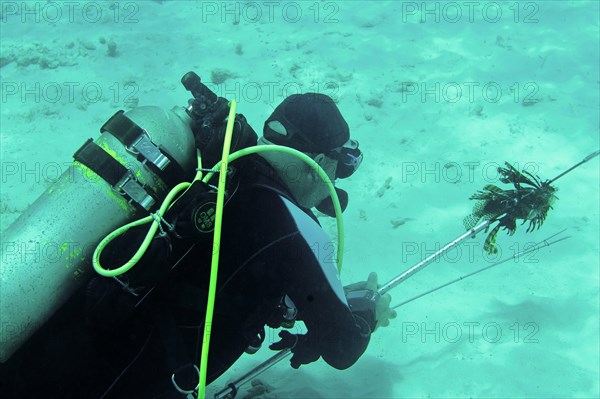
[0,93,396,399]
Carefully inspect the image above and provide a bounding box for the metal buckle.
[128,130,171,171]
[115,171,155,211]
[171,364,200,395]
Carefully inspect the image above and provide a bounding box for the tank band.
[101,110,186,187]
[74,138,157,211]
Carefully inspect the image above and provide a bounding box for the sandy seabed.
[1,1,598,398]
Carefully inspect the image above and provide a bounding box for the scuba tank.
[0,105,194,363]
[0,71,255,363]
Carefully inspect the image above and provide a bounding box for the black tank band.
[73,138,157,211]
[101,110,186,187]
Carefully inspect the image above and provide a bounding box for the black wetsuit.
[0,155,371,399]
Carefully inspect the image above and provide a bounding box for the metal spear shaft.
[377,220,491,296]
[213,348,292,399]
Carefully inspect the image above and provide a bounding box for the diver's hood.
[315,187,348,217]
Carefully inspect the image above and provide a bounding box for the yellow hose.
[92,151,204,277]
[197,100,238,398]
[93,181,190,277]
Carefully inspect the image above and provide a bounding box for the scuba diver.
[0,74,396,398]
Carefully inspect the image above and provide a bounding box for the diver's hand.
[344,272,397,332]
[269,331,320,369]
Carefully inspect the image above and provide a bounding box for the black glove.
[269,331,320,369]
[346,289,379,333]
[344,272,397,332]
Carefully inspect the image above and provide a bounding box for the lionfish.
[464,162,558,254]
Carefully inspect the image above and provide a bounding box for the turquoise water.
[1,1,598,398]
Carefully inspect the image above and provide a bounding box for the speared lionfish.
[464,162,559,254]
